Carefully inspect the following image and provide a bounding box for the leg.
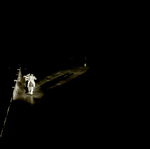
[31,80,35,88]
[28,87,30,94]
[30,87,34,95]
[27,81,30,94]
[27,80,30,88]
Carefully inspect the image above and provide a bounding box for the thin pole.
[0,67,21,138]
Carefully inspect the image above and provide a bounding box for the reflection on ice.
[25,95,34,105]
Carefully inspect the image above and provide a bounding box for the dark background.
[4,18,108,76]
[0,11,114,146]
[1,4,138,146]
[2,9,108,67]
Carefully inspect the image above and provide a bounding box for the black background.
[0,9,113,146]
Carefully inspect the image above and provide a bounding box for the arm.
[23,76,29,81]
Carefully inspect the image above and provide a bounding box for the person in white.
[27,74,37,87]
[23,74,37,95]
[27,74,37,95]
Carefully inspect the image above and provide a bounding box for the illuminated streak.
[1,68,21,138]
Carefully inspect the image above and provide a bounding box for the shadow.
[40,73,73,91]
[24,81,28,93]
[40,69,92,107]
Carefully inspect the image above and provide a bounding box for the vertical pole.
[84,56,87,67]
[0,66,21,138]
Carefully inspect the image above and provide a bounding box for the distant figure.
[27,74,37,95]
[23,74,37,95]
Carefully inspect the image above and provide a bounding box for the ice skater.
[27,74,37,95]
[23,74,37,95]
